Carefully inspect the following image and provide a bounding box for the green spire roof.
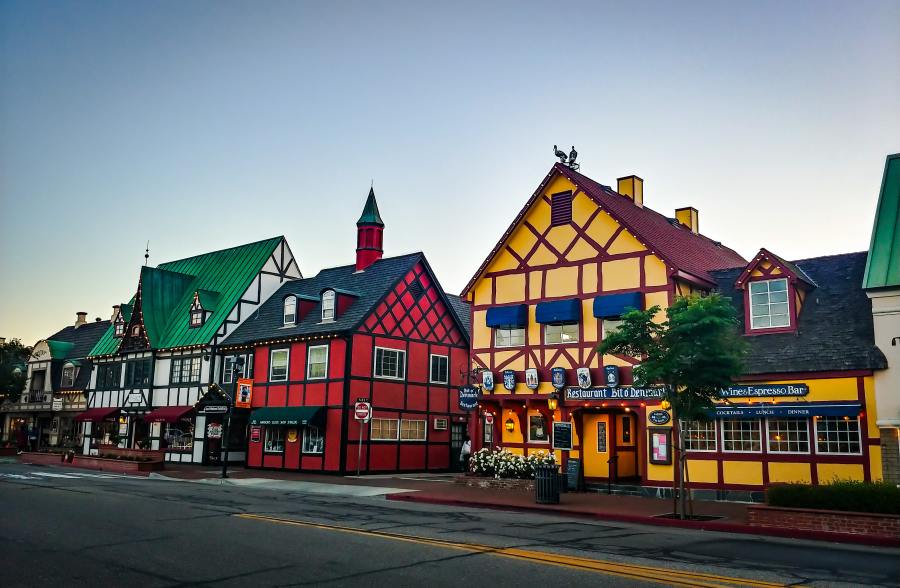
[46,340,75,359]
[864,153,900,290]
[357,187,384,227]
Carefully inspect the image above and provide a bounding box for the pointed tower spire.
[356,186,385,271]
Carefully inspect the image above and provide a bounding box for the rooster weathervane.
[553,145,579,171]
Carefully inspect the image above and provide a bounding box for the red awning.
[143,406,194,423]
[74,407,121,422]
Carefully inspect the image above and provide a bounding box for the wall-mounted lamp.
[118,415,127,424]
[504,418,515,433]
[660,400,671,411]
[547,391,559,411]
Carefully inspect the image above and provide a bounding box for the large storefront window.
[814,417,861,455]
[767,418,810,453]
[164,419,194,450]
[683,420,717,452]
[721,419,761,452]
[265,427,285,453]
[302,426,324,453]
[528,414,549,443]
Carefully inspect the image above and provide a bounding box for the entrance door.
[582,414,611,479]
[131,419,149,449]
[450,423,466,471]
[615,412,638,480]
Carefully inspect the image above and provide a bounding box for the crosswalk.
[0,470,134,481]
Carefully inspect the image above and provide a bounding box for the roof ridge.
[158,235,283,268]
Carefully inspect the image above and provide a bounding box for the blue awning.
[535,299,581,324]
[485,305,528,328]
[593,292,643,319]
[709,403,861,419]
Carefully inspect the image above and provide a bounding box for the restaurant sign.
[458,386,480,411]
[719,384,809,398]
[565,387,666,401]
[712,403,859,419]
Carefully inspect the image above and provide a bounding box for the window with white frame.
[528,414,549,443]
[61,364,78,388]
[721,419,762,452]
[264,427,284,453]
[374,347,405,380]
[602,319,624,339]
[400,419,426,441]
[269,349,289,382]
[283,296,297,325]
[302,425,324,453]
[322,290,335,322]
[767,418,810,453]
[749,278,790,329]
[371,418,399,441]
[307,345,328,379]
[683,420,717,452]
[170,356,202,385]
[815,416,861,454]
[164,419,194,450]
[222,353,253,384]
[429,354,449,384]
[114,321,125,337]
[494,327,525,348]
[544,323,579,345]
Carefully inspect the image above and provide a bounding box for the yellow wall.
[686,460,718,484]
[723,461,763,486]
[768,462,812,484]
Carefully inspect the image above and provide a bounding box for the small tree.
[0,338,31,404]
[597,294,746,518]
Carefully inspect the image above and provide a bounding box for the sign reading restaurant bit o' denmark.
[565,387,666,400]
[719,384,809,398]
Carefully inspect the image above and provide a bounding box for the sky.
[1,0,898,345]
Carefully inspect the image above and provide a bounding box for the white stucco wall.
[869,289,900,427]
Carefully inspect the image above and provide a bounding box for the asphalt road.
[0,462,898,587]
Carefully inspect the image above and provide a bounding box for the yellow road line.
[235,513,785,588]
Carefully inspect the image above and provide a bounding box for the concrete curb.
[386,493,900,548]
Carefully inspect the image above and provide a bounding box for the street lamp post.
[220,356,244,479]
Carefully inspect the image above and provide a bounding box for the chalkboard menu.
[566,458,582,491]
[552,422,573,450]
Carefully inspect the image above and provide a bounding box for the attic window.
[749,278,790,329]
[61,363,78,388]
[408,279,424,301]
[189,309,204,328]
[550,191,573,226]
[283,295,297,326]
[131,325,142,337]
[322,290,335,322]
[114,320,124,337]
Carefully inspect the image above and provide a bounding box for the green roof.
[357,187,384,226]
[46,340,75,359]
[89,236,284,355]
[864,153,900,289]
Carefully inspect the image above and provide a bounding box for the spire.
[357,187,384,227]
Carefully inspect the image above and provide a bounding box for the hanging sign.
[552,421,573,451]
[235,378,253,408]
[458,386,479,411]
[718,384,809,398]
[51,398,64,412]
[551,367,567,390]
[648,410,671,425]
[565,387,666,401]
[603,365,620,388]
[525,369,539,390]
[502,370,516,391]
[482,371,495,391]
[250,426,261,443]
[577,368,592,389]
[286,429,299,443]
[484,413,494,426]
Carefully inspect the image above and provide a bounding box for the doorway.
[581,410,641,482]
[450,422,466,471]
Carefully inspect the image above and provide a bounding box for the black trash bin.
[534,464,560,504]
[558,471,568,493]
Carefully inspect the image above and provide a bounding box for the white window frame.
[814,416,862,456]
[720,419,763,453]
[306,345,329,380]
[601,318,624,340]
[370,418,400,441]
[400,419,427,441]
[748,278,791,330]
[494,327,525,348]
[283,296,297,326]
[374,347,406,380]
[171,356,201,385]
[322,290,335,322]
[544,323,579,345]
[527,413,550,444]
[114,321,124,337]
[269,349,289,382]
[302,425,324,454]
[61,363,77,388]
[189,309,204,327]
[766,418,811,454]
[264,427,285,453]
[429,354,449,384]
[682,419,718,452]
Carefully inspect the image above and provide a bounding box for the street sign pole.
[354,400,371,477]
[220,357,244,480]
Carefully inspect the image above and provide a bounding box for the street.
[0,463,897,587]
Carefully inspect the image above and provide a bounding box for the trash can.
[534,464,560,504]
[558,472,568,493]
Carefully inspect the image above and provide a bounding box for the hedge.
[767,480,900,515]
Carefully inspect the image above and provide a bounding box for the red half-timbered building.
[219,189,471,473]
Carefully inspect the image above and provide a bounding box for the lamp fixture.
[660,400,671,410]
[504,418,515,433]
[547,391,559,411]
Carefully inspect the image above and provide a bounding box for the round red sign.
[484,413,494,425]
[354,402,371,421]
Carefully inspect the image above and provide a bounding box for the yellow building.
[461,162,885,498]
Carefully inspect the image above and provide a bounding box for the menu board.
[552,422,573,451]
[566,458,582,491]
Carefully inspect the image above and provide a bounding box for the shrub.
[469,447,555,479]
[767,479,900,515]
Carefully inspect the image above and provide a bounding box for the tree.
[0,338,31,404]
[597,294,746,518]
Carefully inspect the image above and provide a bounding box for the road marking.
[235,513,785,588]
[29,472,82,479]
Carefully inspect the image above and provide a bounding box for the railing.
[27,391,47,403]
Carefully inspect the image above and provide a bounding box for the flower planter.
[71,455,165,474]
[0,447,18,456]
[456,476,535,492]
[97,447,164,460]
[19,452,67,466]
[747,505,900,540]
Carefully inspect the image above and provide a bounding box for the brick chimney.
[356,187,385,272]
[111,305,120,321]
[675,206,699,234]
[75,312,87,328]
[617,175,644,207]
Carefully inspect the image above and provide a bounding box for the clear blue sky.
[2,0,898,345]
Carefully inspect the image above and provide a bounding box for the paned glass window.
[721,419,762,452]
[189,310,204,327]
[269,349,289,382]
[170,357,201,385]
[302,426,324,454]
[61,364,78,388]
[602,319,624,339]
[114,321,125,337]
[374,347,406,380]
[222,354,253,384]
[400,419,426,441]
[371,418,399,441]
[544,323,579,345]
[164,419,194,450]
[322,290,335,322]
[683,420,717,452]
[307,345,328,379]
[264,427,284,453]
[749,278,790,329]
[815,416,861,454]
[767,418,810,453]
[494,327,525,348]
[96,364,122,390]
[124,359,152,387]
[283,296,297,325]
[429,354,449,384]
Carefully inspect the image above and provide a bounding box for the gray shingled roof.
[44,320,111,391]
[446,294,471,340]
[712,252,886,375]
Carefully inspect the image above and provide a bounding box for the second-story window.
[269,348,289,382]
[749,278,790,329]
[307,345,328,379]
[114,320,125,337]
[374,347,406,380]
[494,327,525,348]
[429,354,449,384]
[322,290,335,322]
[61,363,78,388]
[283,296,297,326]
[171,356,202,385]
[545,323,579,345]
[124,359,152,387]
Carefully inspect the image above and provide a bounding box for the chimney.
[675,207,699,234]
[75,312,88,328]
[617,175,643,207]
[0,337,5,344]
[355,186,385,272]
[111,305,120,321]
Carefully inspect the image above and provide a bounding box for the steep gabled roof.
[462,163,746,296]
[445,294,471,340]
[357,187,384,226]
[734,248,816,290]
[864,153,900,290]
[40,320,111,391]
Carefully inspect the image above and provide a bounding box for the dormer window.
[321,290,335,322]
[61,363,78,388]
[114,320,125,337]
[283,295,297,325]
[190,309,204,327]
[132,325,142,337]
[749,278,790,329]
[189,292,206,328]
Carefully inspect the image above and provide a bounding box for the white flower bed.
[469,447,556,479]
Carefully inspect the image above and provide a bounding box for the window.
[749,278,790,329]
[170,356,202,385]
[528,414,549,443]
[321,290,335,322]
[494,327,525,348]
[374,347,406,380]
[283,296,297,325]
[61,364,78,388]
[264,427,284,453]
[545,323,579,345]
[483,417,494,447]
[222,353,253,384]
[683,420,717,452]
[189,309,204,327]
[550,191,573,226]
[269,349,289,382]
[371,418,399,441]
[721,419,762,452]
[96,364,121,390]
[164,419,194,450]
[400,419,426,441]
[602,319,624,339]
[114,321,125,337]
[408,279,424,300]
[429,354,449,384]
[302,426,324,453]
[124,359,152,387]
[307,345,328,379]
[815,416,861,455]
[30,370,46,391]
[131,325,142,337]
[767,418,810,453]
